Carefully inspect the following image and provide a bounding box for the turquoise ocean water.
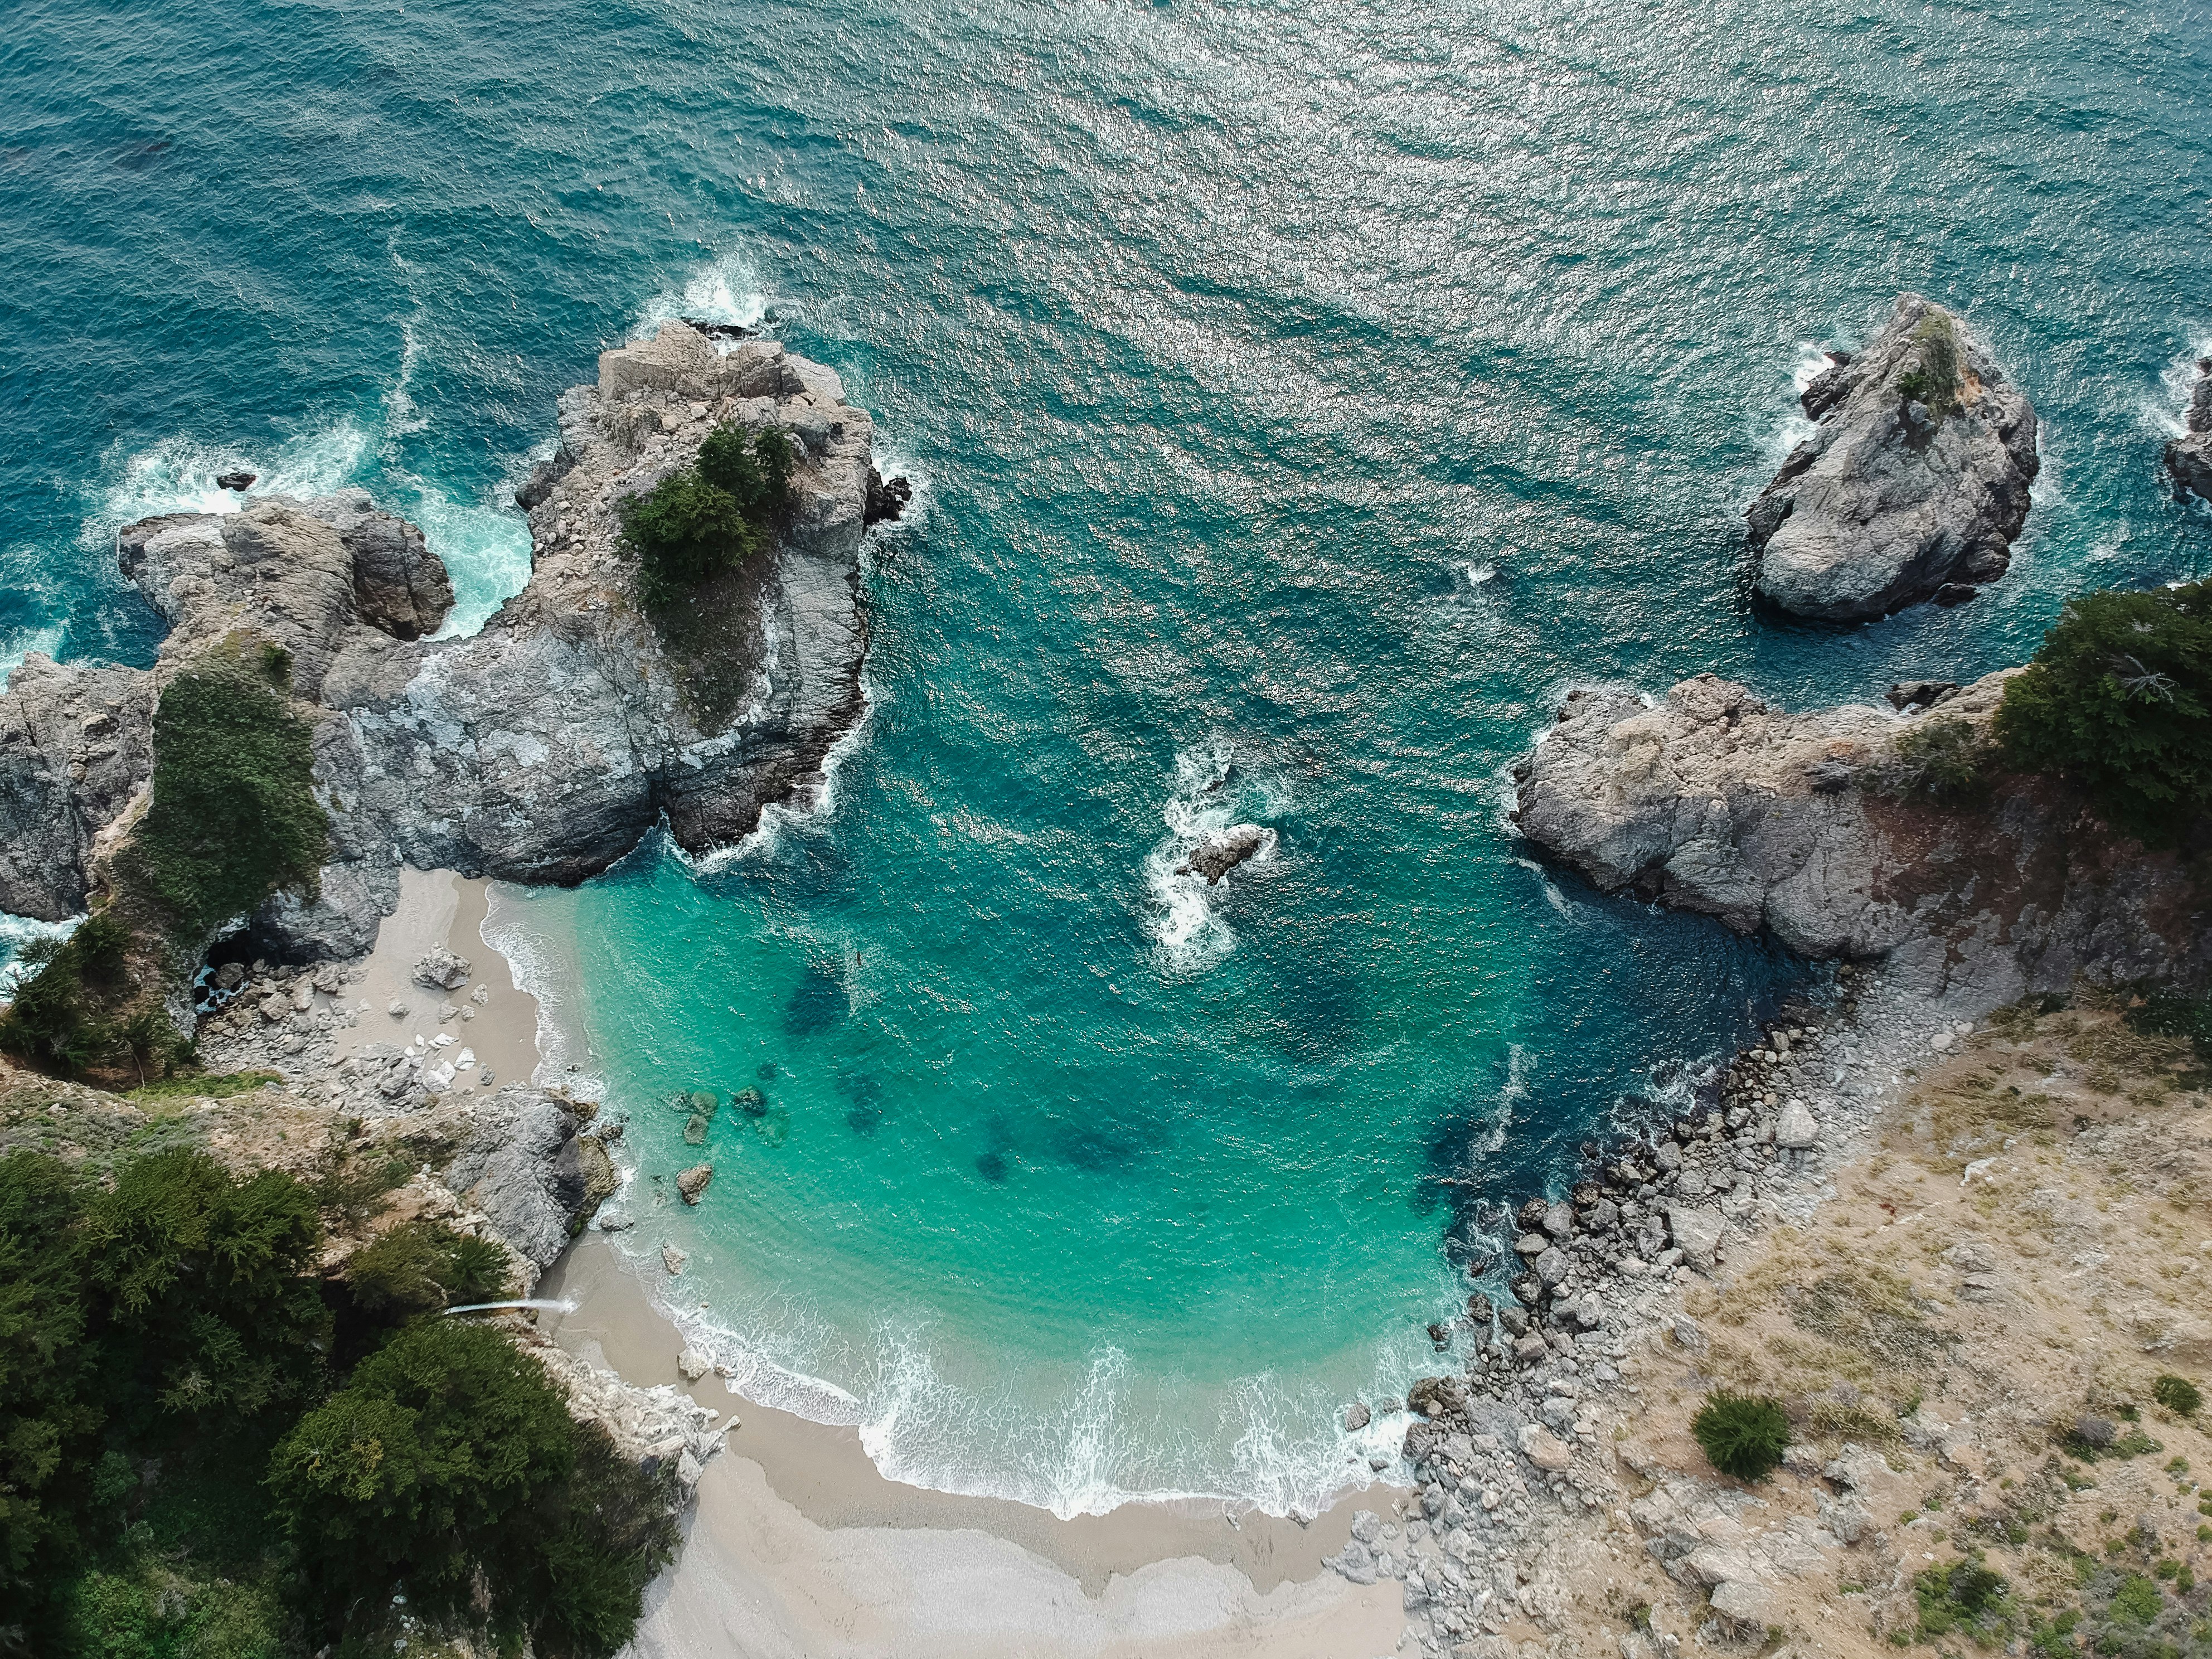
[7,0,2210,1514]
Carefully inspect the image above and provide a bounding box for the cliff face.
[1511,672,2209,1005]
[1747,294,2039,620]
[0,323,877,976]
[2169,357,2212,499]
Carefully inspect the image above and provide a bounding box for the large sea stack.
[1745,293,2039,620]
[0,322,879,1020]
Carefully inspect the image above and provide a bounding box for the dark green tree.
[80,1151,328,1426]
[1995,580,2211,844]
[618,425,795,609]
[0,1154,98,1623]
[125,650,329,940]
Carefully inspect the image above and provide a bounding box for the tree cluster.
[618,423,795,609]
[0,1147,675,1659]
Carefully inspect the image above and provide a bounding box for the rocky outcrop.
[1175,823,1272,884]
[1747,294,2039,620]
[440,1088,613,1276]
[0,322,881,992]
[1511,671,2209,1004]
[2167,356,2212,499]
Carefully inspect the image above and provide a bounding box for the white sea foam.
[2150,333,2212,438]
[634,246,772,344]
[1747,340,1832,469]
[635,1257,1438,1519]
[1141,741,1287,976]
[89,422,372,536]
[0,620,65,691]
[481,881,600,1098]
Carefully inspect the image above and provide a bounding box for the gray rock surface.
[1512,670,2210,1004]
[440,1090,612,1273]
[0,324,880,985]
[1747,294,2039,620]
[2168,356,2212,499]
[1175,823,1272,884]
[0,655,155,920]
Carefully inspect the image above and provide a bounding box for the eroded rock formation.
[1747,294,2039,620]
[1511,671,2208,1003]
[2168,356,2212,500]
[0,322,880,985]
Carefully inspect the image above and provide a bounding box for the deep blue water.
[7,0,2211,1511]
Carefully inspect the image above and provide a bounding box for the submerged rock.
[1175,823,1272,885]
[1747,293,2038,620]
[2168,357,2212,499]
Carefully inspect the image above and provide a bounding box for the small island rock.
[1747,293,2038,620]
[1175,824,1272,885]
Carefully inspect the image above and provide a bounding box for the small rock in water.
[1173,823,1271,885]
[661,1244,687,1275]
[216,470,257,491]
[683,1113,709,1146]
[1344,1400,1371,1432]
[676,1163,713,1205]
[733,1085,767,1117]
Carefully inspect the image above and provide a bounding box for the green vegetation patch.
[1691,1388,1792,1482]
[126,1068,285,1104]
[0,912,177,1077]
[1994,580,2212,846]
[0,1146,675,1658]
[2153,1374,2203,1418]
[1915,1560,2014,1643]
[1896,311,1965,418]
[618,423,794,610]
[1880,717,1997,805]
[125,645,329,940]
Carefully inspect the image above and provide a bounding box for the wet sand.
[536,1233,1410,1659]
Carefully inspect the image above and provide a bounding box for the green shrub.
[1916,1561,2011,1639]
[618,425,793,610]
[2109,1571,2163,1625]
[270,1317,675,1657]
[1896,312,1964,417]
[81,1150,328,1424]
[1994,581,2212,845]
[0,913,179,1078]
[343,1218,510,1318]
[1881,718,1996,804]
[1690,1389,1792,1481]
[2152,1375,2202,1417]
[124,651,329,942]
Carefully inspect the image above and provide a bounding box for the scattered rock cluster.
[531,1337,734,1506]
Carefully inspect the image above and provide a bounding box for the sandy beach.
[347,881,1410,1659]
[535,1236,1407,1659]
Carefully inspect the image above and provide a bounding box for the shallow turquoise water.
[7,0,2212,1511]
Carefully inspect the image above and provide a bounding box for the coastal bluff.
[1746,293,2039,620]
[1510,671,2209,1005]
[0,322,879,980]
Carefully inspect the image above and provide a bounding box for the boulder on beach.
[1746,293,2038,620]
[1174,823,1272,885]
[411,948,472,991]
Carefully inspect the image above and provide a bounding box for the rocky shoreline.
[1323,963,1965,1646]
